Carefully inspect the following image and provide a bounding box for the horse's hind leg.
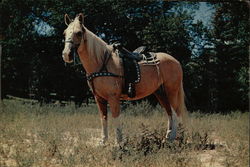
[154,87,177,141]
[95,96,108,145]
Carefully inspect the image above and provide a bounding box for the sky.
[194,2,215,27]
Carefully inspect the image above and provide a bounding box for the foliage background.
[0,0,249,112]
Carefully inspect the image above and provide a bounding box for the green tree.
[211,2,249,111]
[1,0,196,104]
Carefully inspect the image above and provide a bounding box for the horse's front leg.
[95,96,108,145]
[108,97,123,145]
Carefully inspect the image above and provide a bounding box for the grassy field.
[0,99,249,167]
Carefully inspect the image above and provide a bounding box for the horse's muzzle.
[62,50,74,63]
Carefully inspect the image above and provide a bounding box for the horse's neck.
[78,44,98,74]
[78,29,110,74]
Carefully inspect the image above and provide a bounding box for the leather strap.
[86,72,122,81]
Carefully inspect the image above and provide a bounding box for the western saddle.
[112,43,158,98]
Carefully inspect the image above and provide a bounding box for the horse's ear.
[78,13,84,24]
[64,14,72,26]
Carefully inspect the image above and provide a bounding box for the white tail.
[177,81,188,124]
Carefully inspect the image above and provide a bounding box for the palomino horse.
[62,13,186,145]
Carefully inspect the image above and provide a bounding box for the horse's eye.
[76,31,82,37]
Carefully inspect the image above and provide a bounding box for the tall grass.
[0,99,249,167]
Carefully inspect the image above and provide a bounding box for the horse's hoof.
[99,138,108,146]
[166,130,176,142]
[161,138,166,144]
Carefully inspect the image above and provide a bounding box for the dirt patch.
[198,150,225,167]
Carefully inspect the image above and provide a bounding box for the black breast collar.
[86,51,123,81]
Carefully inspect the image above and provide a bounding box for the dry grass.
[0,99,249,167]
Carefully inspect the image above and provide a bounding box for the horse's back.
[156,52,181,66]
[156,52,183,90]
[121,52,182,100]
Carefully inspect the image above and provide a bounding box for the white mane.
[85,28,113,64]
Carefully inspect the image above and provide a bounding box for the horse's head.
[62,13,85,63]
